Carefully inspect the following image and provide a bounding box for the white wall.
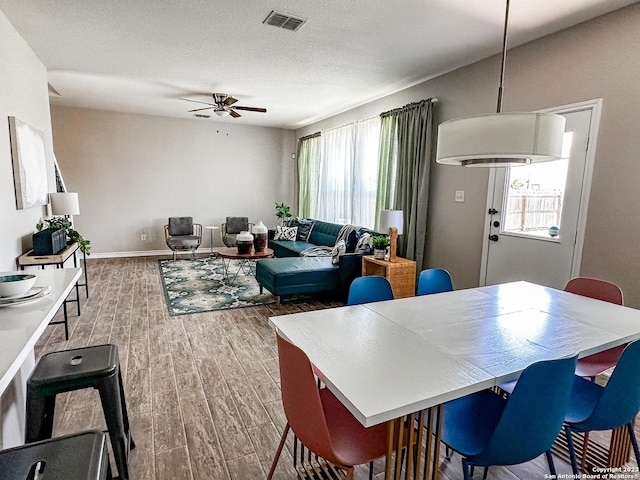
[0,10,54,271]
[297,4,640,307]
[50,106,296,255]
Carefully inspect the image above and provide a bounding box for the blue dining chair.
[347,276,394,305]
[437,354,578,480]
[417,268,453,296]
[564,339,640,474]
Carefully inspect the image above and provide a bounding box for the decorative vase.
[236,230,254,255]
[373,248,386,260]
[252,221,268,253]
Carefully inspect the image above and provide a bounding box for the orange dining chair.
[268,333,388,480]
[565,277,625,380]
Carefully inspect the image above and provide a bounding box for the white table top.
[0,268,81,395]
[269,281,640,428]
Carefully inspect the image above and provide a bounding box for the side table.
[218,247,274,286]
[17,242,89,340]
[361,255,416,298]
[204,225,219,255]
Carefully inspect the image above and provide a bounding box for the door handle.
[488,208,498,215]
[489,234,499,242]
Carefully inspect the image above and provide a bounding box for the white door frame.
[479,98,603,286]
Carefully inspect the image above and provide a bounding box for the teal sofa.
[256,219,381,305]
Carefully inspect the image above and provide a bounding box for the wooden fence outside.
[504,190,563,232]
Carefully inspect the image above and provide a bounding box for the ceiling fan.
[181,93,267,118]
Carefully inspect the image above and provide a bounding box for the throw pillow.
[345,229,358,253]
[354,232,374,254]
[274,225,298,241]
[331,240,347,265]
[287,217,315,242]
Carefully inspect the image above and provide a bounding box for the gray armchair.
[221,217,253,247]
[164,217,202,260]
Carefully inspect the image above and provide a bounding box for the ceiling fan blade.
[224,96,238,106]
[233,106,267,113]
[230,110,242,118]
[188,106,215,112]
[179,97,216,107]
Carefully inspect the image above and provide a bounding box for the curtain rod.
[380,97,437,118]
[299,98,438,139]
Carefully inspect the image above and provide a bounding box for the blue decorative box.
[33,228,66,255]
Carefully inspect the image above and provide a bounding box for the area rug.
[158,257,277,315]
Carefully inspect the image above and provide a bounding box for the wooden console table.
[362,255,416,298]
[17,242,89,340]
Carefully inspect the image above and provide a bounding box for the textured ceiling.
[0,0,636,129]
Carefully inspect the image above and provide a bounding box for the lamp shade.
[379,209,403,235]
[215,109,230,117]
[50,192,80,215]
[436,112,566,167]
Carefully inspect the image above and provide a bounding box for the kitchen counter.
[0,268,81,448]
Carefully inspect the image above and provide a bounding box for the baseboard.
[89,248,218,259]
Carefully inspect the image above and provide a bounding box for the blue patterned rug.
[158,257,277,315]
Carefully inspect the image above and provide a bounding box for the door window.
[501,131,574,240]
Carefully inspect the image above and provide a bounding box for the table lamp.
[50,192,80,217]
[379,209,403,262]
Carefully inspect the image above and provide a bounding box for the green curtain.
[375,114,398,227]
[297,133,321,218]
[379,99,435,271]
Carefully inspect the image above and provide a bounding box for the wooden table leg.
[385,409,435,480]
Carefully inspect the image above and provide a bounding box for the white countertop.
[0,268,81,395]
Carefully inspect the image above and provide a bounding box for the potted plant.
[372,235,390,260]
[37,216,91,255]
[274,201,292,226]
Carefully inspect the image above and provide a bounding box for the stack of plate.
[0,273,51,307]
[0,286,52,307]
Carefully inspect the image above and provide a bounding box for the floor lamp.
[379,210,403,262]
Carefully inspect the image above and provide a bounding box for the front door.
[480,101,601,288]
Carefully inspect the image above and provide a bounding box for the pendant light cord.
[496,0,510,113]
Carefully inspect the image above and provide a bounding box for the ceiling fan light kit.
[181,93,266,119]
[435,0,565,167]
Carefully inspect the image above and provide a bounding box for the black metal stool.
[0,430,111,480]
[25,344,134,480]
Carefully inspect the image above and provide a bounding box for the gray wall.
[297,4,640,307]
[0,10,55,271]
[50,106,296,255]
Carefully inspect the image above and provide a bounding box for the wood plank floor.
[34,256,640,480]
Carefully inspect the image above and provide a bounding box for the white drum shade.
[379,209,403,235]
[436,112,566,167]
[50,192,80,215]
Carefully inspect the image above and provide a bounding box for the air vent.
[194,114,211,119]
[263,10,307,32]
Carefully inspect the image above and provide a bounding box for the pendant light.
[435,0,566,167]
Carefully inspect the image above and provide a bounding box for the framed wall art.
[9,116,49,209]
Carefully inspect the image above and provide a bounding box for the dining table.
[268,281,640,479]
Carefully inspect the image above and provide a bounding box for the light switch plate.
[455,190,465,203]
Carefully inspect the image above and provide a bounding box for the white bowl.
[0,274,37,297]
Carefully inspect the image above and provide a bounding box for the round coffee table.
[217,247,274,285]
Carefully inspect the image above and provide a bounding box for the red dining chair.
[268,333,388,480]
[565,277,625,380]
